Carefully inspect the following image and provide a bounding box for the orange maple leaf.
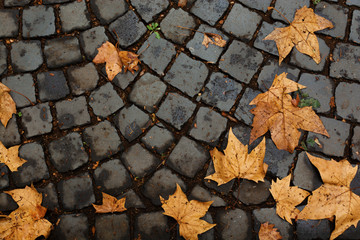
[92,192,126,213]
[0,83,16,127]
[0,141,27,172]
[202,33,226,48]
[259,222,282,240]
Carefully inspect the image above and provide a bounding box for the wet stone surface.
[44,37,82,68]
[235,87,260,125]
[22,5,55,38]
[189,185,226,207]
[135,211,170,240]
[330,43,360,81]
[141,123,175,154]
[352,126,360,161]
[350,10,360,44]
[36,183,59,211]
[0,118,20,148]
[335,82,360,122]
[2,73,36,108]
[67,63,99,95]
[20,103,53,138]
[272,0,310,22]
[79,26,109,60]
[0,43,6,75]
[56,96,91,129]
[0,9,19,38]
[52,214,89,240]
[95,214,130,240]
[216,209,252,240]
[233,179,271,205]
[11,41,43,72]
[190,0,229,26]
[90,0,128,24]
[37,71,70,101]
[132,0,169,22]
[59,0,91,32]
[254,21,286,56]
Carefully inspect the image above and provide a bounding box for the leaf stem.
[176,25,204,34]
[9,89,35,106]
[269,7,291,24]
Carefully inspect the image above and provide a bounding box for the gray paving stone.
[330,43,360,81]
[58,173,95,210]
[95,214,129,240]
[253,207,293,239]
[94,159,131,196]
[204,161,234,194]
[0,118,20,147]
[121,189,145,208]
[138,34,176,75]
[0,164,9,189]
[36,183,59,211]
[191,0,229,26]
[338,225,360,239]
[186,24,229,63]
[352,126,360,161]
[350,10,360,44]
[308,117,350,157]
[43,0,71,3]
[44,37,82,68]
[222,3,262,41]
[168,136,209,178]
[239,0,272,12]
[298,73,334,113]
[52,214,88,240]
[83,121,122,161]
[157,92,196,130]
[199,213,214,240]
[141,124,175,154]
[235,88,261,125]
[67,63,99,95]
[59,0,91,32]
[272,0,310,22]
[56,96,91,129]
[189,107,227,146]
[89,82,124,117]
[160,8,196,44]
[37,71,70,101]
[130,73,166,112]
[23,5,55,38]
[201,72,242,111]
[219,40,263,84]
[90,0,128,24]
[254,21,286,56]
[0,192,17,211]
[132,0,169,22]
[2,73,36,108]
[49,132,88,172]
[233,179,271,205]
[79,26,109,60]
[109,10,147,47]
[4,0,30,6]
[165,53,208,97]
[12,142,49,187]
[143,167,186,205]
[315,2,348,39]
[189,185,226,207]
[11,41,43,72]
[121,143,160,178]
[21,103,53,138]
[216,209,252,240]
[135,211,169,240]
[347,0,360,6]
[0,10,19,38]
[0,43,7,75]
[115,105,151,142]
[111,66,140,89]
[336,82,360,122]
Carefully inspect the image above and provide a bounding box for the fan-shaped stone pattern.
[131,0,169,22]
[330,43,360,81]
[44,37,82,68]
[67,63,99,95]
[79,26,109,60]
[235,88,261,125]
[95,215,130,240]
[191,0,229,26]
[22,5,55,37]
[52,214,89,240]
[141,124,175,154]
[90,0,128,24]
[59,0,91,32]
[2,73,36,108]
[0,9,19,38]
[37,71,70,101]
[56,96,91,129]
[20,103,53,138]
[11,41,43,72]
[135,212,170,240]
[216,209,252,240]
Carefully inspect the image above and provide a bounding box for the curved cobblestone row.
[0,0,360,239]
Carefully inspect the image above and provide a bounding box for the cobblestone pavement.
[0,0,360,239]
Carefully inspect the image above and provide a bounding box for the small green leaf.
[301,141,308,151]
[17,112,22,117]
[155,32,161,39]
[153,22,159,28]
[147,25,152,31]
[306,138,316,147]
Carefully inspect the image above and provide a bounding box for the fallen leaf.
[264,6,333,64]
[0,141,27,172]
[0,83,16,127]
[202,33,226,48]
[178,0,187,7]
[160,184,215,240]
[297,153,360,240]
[291,94,300,107]
[92,192,126,213]
[205,128,268,186]
[270,174,310,224]
[259,222,282,240]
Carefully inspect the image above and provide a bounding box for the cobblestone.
[2,73,36,108]
[350,10,360,44]
[22,5,55,38]
[55,96,90,129]
[141,123,175,154]
[190,0,229,26]
[67,63,99,95]
[59,0,90,32]
[234,88,260,125]
[90,0,128,24]
[239,0,272,12]
[254,21,286,56]
[352,126,360,161]
[336,82,360,122]
[272,0,309,22]
[4,0,31,6]
[330,43,360,81]
[293,152,323,191]
[37,183,59,211]
[111,66,140,89]
[20,103,53,138]
[37,71,70,101]
[95,214,129,240]
[122,189,145,208]
[233,179,271,205]
[44,37,82,68]
[79,26,108,60]
[189,185,226,207]
[0,43,6,75]
[0,164,9,189]
[216,209,252,240]
[135,212,169,239]
[0,118,20,147]
[52,214,89,240]
[0,9,19,38]
[11,41,43,72]
[132,0,169,22]
[296,206,331,240]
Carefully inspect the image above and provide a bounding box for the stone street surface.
[0,0,360,239]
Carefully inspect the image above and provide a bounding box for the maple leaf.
[205,128,268,186]
[0,82,16,127]
[258,222,282,240]
[249,73,329,153]
[93,41,140,81]
[264,6,333,64]
[202,33,226,48]
[270,174,310,224]
[297,153,360,240]
[0,141,27,172]
[160,184,215,240]
[0,185,53,240]
[92,192,126,213]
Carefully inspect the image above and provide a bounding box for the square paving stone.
[43,0,71,3]
[191,0,229,26]
[347,0,360,6]
[89,82,124,117]
[44,37,82,68]
[48,132,88,172]
[186,24,229,63]
[94,159,131,196]
[58,173,95,210]
[135,212,170,240]
[216,209,252,240]
[67,63,99,95]
[111,66,140,89]
[121,143,160,178]
[52,214,88,240]
[254,21,286,56]
[109,10,147,47]
[160,8,196,44]
[0,10,19,38]
[336,82,360,122]
[233,179,271,205]
[130,73,167,112]
[4,0,31,6]
[37,71,70,101]
[156,92,196,130]
[141,124,175,154]
[90,0,128,24]
[189,107,227,146]
[164,53,208,97]
[11,41,43,72]
[239,0,272,12]
[350,10,360,44]
[272,0,310,22]
[0,43,7,75]
[167,136,209,178]
[222,3,262,41]
[0,118,20,147]
[21,103,53,138]
[59,0,91,32]
[338,220,360,239]
[36,183,59,211]
[352,126,360,161]
[95,214,129,240]
[121,189,145,208]
[0,164,9,189]
[132,0,169,22]
[12,142,49,187]
[2,73,36,108]
[56,96,91,129]
[330,43,360,81]
[22,5,55,38]
[115,105,151,142]
[219,40,263,84]
[201,72,242,112]
[189,185,226,207]
[235,88,261,125]
[138,34,176,75]
[83,120,122,161]
[308,117,350,157]
[79,26,109,60]
[0,192,17,211]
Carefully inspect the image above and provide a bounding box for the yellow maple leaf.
[0,141,27,172]
[160,184,215,240]
[0,83,16,127]
[258,222,282,240]
[92,192,126,213]
[202,33,226,48]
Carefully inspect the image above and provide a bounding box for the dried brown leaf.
[259,222,282,240]
[202,33,226,48]
[0,141,27,172]
[92,192,126,213]
[0,83,16,127]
